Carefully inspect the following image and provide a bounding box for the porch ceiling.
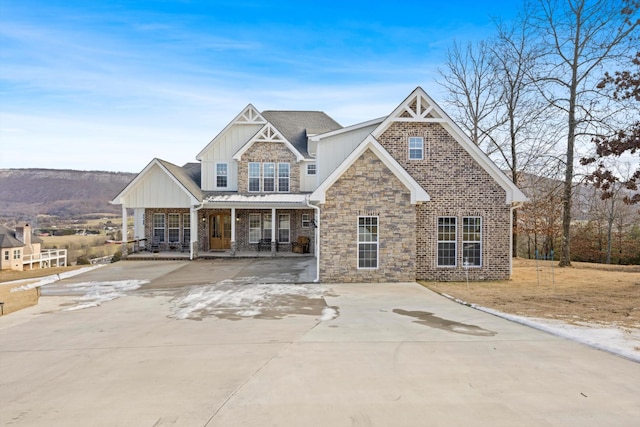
[203,193,311,209]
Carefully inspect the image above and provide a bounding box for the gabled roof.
[372,87,528,204]
[196,104,267,161]
[262,111,342,157]
[111,158,202,204]
[310,135,430,204]
[232,122,306,162]
[0,224,24,248]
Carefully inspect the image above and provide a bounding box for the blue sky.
[0,0,523,172]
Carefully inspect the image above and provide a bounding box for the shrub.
[76,255,91,265]
[111,251,122,263]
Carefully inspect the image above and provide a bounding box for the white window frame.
[248,162,260,192]
[215,162,228,189]
[306,163,317,175]
[301,213,311,228]
[357,216,379,269]
[437,217,457,267]
[249,213,261,243]
[408,136,424,160]
[278,163,290,192]
[153,213,166,243]
[13,249,21,260]
[4,250,9,261]
[278,214,290,243]
[263,214,272,241]
[168,213,180,243]
[183,213,191,245]
[462,217,482,267]
[263,163,276,192]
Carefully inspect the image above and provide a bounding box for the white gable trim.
[310,136,430,205]
[232,122,305,161]
[196,104,267,160]
[110,158,200,206]
[309,117,386,142]
[372,87,528,204]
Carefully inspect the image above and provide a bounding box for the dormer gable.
[233,122,305,162]
[196,104,267,161]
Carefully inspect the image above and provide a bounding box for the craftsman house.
[112,87,527,282]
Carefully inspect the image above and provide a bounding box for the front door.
[210,213,231,250]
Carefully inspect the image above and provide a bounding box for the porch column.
[271,207,277,255]
[190,207,199,260]
[230,207,237,256]
[121,205,128,257]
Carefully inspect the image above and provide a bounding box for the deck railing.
[23,249,68,268]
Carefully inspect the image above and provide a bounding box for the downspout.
[305,195,320,283]
[510,201,525,274]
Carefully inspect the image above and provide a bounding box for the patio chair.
[150,237,161,253]
[291,236,310,254]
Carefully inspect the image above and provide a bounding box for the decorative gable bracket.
[232,123,305,161]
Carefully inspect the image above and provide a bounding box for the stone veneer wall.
[237,142,300,194]
[320,148,416,283]
[377,121,511,281]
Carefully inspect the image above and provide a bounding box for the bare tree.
[437,40,504,147]
[529,0,639,266]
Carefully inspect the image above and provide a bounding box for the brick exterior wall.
[237,142,300,194]
[319,148,416,283]
[377,121,511,281]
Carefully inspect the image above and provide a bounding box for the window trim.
[4,250,9,261]
[13,249,21,260]
[306,163,317,175]
[168,213,180,243]
[183,213,191,245]
[301,213,311,228]
[437,216,457,267]
[462,217,482,267]
[215,162,228,189]
[263,162,276,192]
[278,214,290,243]
[249,213,261,243]
[262,213,272,241]
[153,213,166,243]
[248,162,260,192]
[357,216,379,269]
[408,136,424,160]
[277,162,290,193]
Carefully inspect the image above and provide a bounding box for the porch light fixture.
[236,216,240,222]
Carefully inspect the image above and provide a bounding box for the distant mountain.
[0,168,137,221]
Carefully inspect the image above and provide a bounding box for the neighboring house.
[112,87,527,282]
[0,223,41,271]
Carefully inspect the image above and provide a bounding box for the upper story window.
[408,136,424,160]
[216,163,228,188]
[247,162,290,193]
[278,163,290,192]
[263,163,276,192]
[248,162,260,192]
[306,163,317,175]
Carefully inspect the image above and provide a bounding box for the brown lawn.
[423,258,640,329]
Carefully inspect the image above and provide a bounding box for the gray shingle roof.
[157,159,203,202]
[261,111,341,158]
[0,224,25,248]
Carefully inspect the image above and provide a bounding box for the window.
[306,163,317,175]
[463,217,482,267]
[409,136,424,160]
[183,214,191,245]
[4,250,8,261]
[263,214,272,241]
[358,216,379,269]
[13,249,21,260]
[249,214,261,243]
[216,163,228,188]
[153,213,166,242]
[278,214,290,243]
[248,162,260,192]
[437,217,457,267]
[278,163,290,192]
[168,213,180,243]
[263,163,275,192]
[302,213,311,228]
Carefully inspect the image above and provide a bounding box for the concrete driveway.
[1,260,639,426]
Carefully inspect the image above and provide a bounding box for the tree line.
[437,0,639,265]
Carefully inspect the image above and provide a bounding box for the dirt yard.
[423,259,640,329]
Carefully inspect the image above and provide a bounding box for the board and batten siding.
[316,124,379,185]
[120,164,194,208]
[200,123,263,191]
